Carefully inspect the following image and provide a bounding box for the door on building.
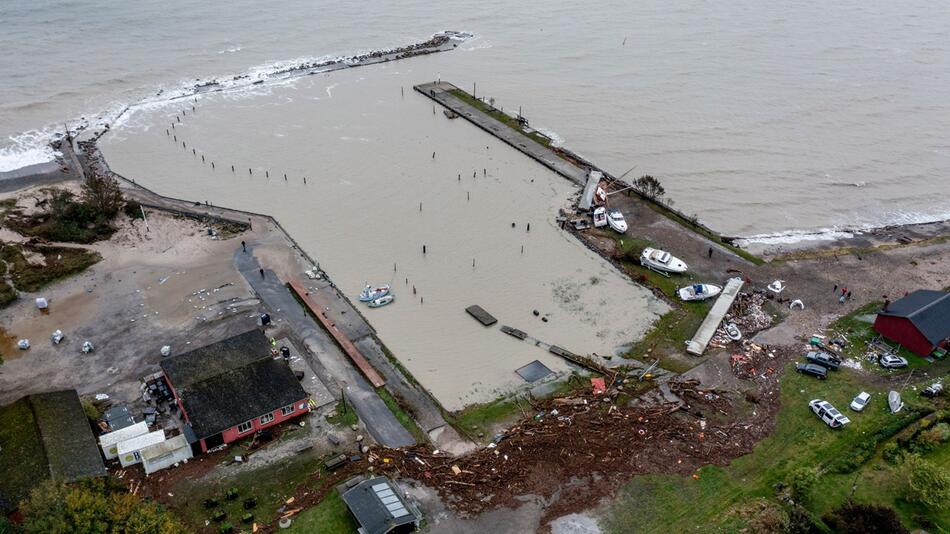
[204,433,224,450]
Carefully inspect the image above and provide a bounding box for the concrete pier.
[686,277,745,356]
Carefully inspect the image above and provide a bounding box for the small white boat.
[640,247,688,274]
[606,208,628,233]
[359,284,390,302]
[724,322,742,341]
[367,294,394,308]
[592,206,608,228]
[888,390,903,413]
[678,284,722,302]
[595,185,607,204]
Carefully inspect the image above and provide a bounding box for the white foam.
[0,131,62,172]
[734,228,858,247]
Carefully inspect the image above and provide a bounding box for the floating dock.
[500,325,528,340]
[465,305,497,326]
[500,325,609,374]
[685,277,745,356]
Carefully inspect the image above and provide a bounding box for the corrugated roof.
[879,290,950,346]
[117,429,166,456]
[99,421,150,448]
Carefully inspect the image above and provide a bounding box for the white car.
[879,354,908,369]
[809,399,851,428]
[850,392,871,412]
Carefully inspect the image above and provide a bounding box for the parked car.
[922,383,943,398]
[806,351,840,370]
[850,391,871,412]
[796,363,828,380]
[809,399,851,428]
[879,354,908,369]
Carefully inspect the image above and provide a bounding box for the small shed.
[341,476,421,534]
[116,429,166,467]
[874,290,950,356]
[141,434,192,475]
[99,421,149,460]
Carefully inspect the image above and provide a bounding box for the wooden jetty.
[465,305,497,326]
[500,325,608,374]
[500,325,528,340]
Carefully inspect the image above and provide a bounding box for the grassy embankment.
[599,305,950,533]
[828,300,934,371]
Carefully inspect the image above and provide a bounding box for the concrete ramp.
[686,277,744,356]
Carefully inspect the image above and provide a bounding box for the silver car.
[850,391,871,411]
[879,354,908,369]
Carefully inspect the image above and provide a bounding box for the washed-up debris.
[81,341,95,353]
[160,345,171,357]
[17,339,30,350]
[767,280,785,294]
[711,293,774,347]
[789,299,804,310]
[95,393,110,401]
[35,297,48,309]
[51,330,64,344]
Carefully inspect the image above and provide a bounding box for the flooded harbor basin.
[100,63,668,410]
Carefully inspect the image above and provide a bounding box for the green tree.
[80,174,124,220]
[19,479,186,534]
[904,454,950,508]
[633,175,665,200]
[787,466,819,503]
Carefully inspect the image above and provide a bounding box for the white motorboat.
[592,206,608,228]
[678,283,722,302]
[724,322,742,341]
[639,247,688,274]
[888,390,903,413]
[606,208,628,233]
[359,284,391,302]
[367,294,394,308]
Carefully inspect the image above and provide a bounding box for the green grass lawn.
[286,490,357,534]
[448,89,553,147]
[598,362,948,533]
[828,301,939,372]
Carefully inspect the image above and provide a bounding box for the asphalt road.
[233,245,415,448]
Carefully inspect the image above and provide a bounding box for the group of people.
[833,284,852,304]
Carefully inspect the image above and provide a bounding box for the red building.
[160,329,310,453]
[874,290,950,357]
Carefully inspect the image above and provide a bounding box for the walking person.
[708,247,713,259]
[241,240,246,252]
[259,268,265,279]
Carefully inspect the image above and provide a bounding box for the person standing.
[259,268,265,279]
[241,240,246,252]
[708,247,713,259]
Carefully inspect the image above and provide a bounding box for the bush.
[911,422,950,453]
[881,442,903,464]
[823,501,908,534]
[904,454,950,507]
[787,467,819,502]
[124,200,144,220]
[19,479,186,534]
[827,407,928,473]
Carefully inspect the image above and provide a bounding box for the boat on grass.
[367,294,394,308]
[639,247,688,274]
[607,208,628,233]
[678,283,722,302]
[359,284,390,302]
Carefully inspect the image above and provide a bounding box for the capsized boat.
[358,284,390,302]
[607,208,628,233]
[592,206,608,228]
[678,283,722,302]
[888,390,904,413]
[724,322,742,341]
[639,247,688,274]
[367,294,394,308]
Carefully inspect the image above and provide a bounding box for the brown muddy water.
[100,64,668,410]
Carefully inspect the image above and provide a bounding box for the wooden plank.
[288,279,386,388]
[465,305,497,326]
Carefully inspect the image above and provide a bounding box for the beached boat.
[724,322,742,341]
[595,185,607,204]
[358,284,390,302]
[367,294,394,308]
[639,247,688,274]
[606,208,628,233]
[678,283,722,302]
[592,206,608,228]
[888,390,903,413]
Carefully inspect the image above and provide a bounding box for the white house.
[116,429,166,467]
[99,421,149,460]
[141,434,193,475]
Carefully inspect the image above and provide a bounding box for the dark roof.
[342,477,420,534]
[161,328,271,388]
[163,330,308,438]
[879,290,950,345]
[0,390,106,513]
